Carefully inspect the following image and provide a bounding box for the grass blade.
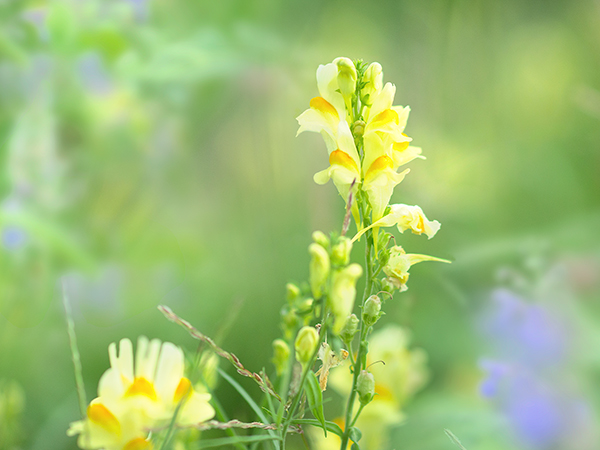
[444,429,468,450]
[62,281,87,418]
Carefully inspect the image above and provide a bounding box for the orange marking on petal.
[310,97,339,119]
[365,155,393,181]
[371,109,399,127]
[124,377,158,401]
[87,403,121,435]
[123,437,153,450]
[393,141,410,152]
[329,150,359,173]
[173,377,193,404]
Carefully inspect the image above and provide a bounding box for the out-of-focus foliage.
[0,0,599,449]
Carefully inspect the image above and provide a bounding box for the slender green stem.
[280,302,329,449]
[339,225,375,450]
[61,282,87,419]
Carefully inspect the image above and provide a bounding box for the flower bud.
[339,313,359,343]
[361,62,383,103]
[333,57,357,102]
[286,283,301,304]
[272,339,290,376]
[312,230,330,248]
[363,295,382,327]
[352,120,365,138]
[357,370,375,404]
[329,264,363,334]
[295,326,319,367]
[331,236,352,266]
[309,243,330,298]
[281,308,298,339]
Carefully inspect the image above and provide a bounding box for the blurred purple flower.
[479,288,567,368]
[2,226,27,251]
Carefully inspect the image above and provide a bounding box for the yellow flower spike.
[329,263,363,334]
[383,246,450,292]
[352,204,441,243]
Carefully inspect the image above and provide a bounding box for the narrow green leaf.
[444,429,468,450]
[290,419,343,437]
[218,368,280,450]
[195,434,282,449]
[304,371,326,436]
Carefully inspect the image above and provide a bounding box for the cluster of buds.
[307,231,363,335]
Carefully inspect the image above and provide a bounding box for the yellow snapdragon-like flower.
[383,246,450,292]
[352,203,441,243]
[68,337,215,450]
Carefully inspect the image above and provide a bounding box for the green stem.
[280,306,329,448]
[339,226,375,450]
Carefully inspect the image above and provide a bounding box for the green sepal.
[349,427,362,443]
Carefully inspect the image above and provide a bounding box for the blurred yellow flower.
[68,337,215,450]
[312,325,430,450]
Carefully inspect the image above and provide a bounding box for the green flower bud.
[309,243,330,299]
[281,307,298,339]
[312,230,330,248]
[295,326,319,367]
[357,370,375,405]
[361,62,383,103]
[352,120,366,138]
[286,283,301,304]
[331,236,353,266]
[272,339,290,376]
[334,57,357,102]
[329,264,363,334]
[339,313,359,343]
[363,295,382,327]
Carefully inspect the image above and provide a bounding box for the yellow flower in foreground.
[68,337,215,450]
[383,246,450,292]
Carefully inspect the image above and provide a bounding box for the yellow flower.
[383,246,450,292]
[296,59,351,151]
[68,337,215,450]
[352,203,441,243]
[313,121,362,225]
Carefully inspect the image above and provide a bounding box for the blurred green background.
[1,0,599,449]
